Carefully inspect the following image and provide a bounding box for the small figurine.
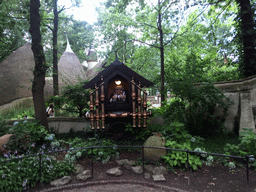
[110,87,126,102]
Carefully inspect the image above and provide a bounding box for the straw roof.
[58,38,86,92]
[0,43,34,106]
[85,61,103,81]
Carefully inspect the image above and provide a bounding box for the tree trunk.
[158,0,165,104]
[53,0,59,95]
[29,0,48,130]
[236,0,256,77]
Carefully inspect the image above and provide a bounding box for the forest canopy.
[1,0,256,98]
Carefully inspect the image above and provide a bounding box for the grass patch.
[0,106,35,120]
[202,132,240,154]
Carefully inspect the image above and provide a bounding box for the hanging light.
[115,80,121,85]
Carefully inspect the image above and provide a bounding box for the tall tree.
[43,0,81,95]
[236,0,256,77]
[30,0,48,130]
[208,0,256,77]
[0,0,30,62]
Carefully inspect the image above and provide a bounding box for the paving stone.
[74,164,85,174]
[152,174,166,181]
[76,170,92,181]
[106,167,123,176]
[144,172,151,179]
[131,166,143,174]
[50,176,72,186]
[152,166,167,175]
[145,164,154,173]
[116,159,129,166]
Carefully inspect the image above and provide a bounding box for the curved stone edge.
[38,179,188,192]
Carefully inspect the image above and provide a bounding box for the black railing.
[0,145,253,187]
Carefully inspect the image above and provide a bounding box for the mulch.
[29,151,256,192]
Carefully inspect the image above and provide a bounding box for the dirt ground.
[29,151,256,192]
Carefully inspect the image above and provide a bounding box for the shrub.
[161,121,206,170]
[162,140,202,170]
[5,120,48,154]
[166,82,231,137]
[0,154,73,192]
[64,137,119,163]
[0,117,9,137]
[224,128,256,168]
[61,82,90,117]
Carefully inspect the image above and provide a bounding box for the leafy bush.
[224,128,256,168]
[161,121,205,170]
[45,81,90,117]
[160,98,186,126]
[0,117,9,137]
[0,154,73,192]
[125,123,151,141]
[0,106,35,120]
[166,82,231,137]
[162,140,202,170]
[5,120,48,154]
[64,137,119,163]
[61,82,90,117]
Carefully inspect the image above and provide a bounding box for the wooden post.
[138,83,142,127]
[101,76,105,129]
[132,77,136,127]
[95,85,100,130]
[143,88,147,127]
[89,89,94,130]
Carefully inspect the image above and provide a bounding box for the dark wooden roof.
[83,59,154,89]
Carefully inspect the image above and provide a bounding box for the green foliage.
[60,82,90,117]
[1,107,35,120]
[161,121,206,170]
[162,140,202,171]
[0,118,9,137]
[6,120,48,154]
[0,0,29,63]
[166,81,231,137]
[125,123,151,141]
[0,155,73,192]
[64,137,119,163]
[160,98,186,126]
[45,82,90,117]
[224,128,256,167]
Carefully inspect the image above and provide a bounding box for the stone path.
[40,159,187,192]
[58,184,169,192]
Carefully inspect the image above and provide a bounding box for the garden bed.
[29,151,256,192]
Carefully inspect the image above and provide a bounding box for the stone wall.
[214,75,256,133]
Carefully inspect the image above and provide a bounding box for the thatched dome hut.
[0,43,34,106]
[58,38,86,93]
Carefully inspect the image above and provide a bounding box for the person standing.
[46,103,55,117]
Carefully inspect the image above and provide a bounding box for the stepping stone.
[116,159,134,170]
[74,164,85,174]
[145,164,154,173]
[131,166,143,174]
[76,170,92,181]
[106,167,123,176]
[144,172,151,179]
[152,166,167,175]
[50,176,72,186]
[116,159,129,166]
[152,174,166,181]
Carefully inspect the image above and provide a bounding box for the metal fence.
[0,145,252,187]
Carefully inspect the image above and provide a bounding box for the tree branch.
[45,25,53,32]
